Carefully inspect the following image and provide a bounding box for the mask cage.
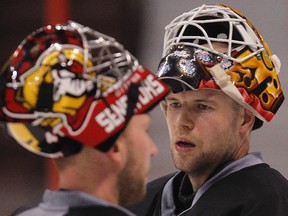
[163,4,264,63]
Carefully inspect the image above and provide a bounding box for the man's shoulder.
[230,163,288,185]
[11,205,132,216]
[9,204,39,216]
[189,164,288,215]
[65,206,132,216]
[204,163,288,202]
[229,163,288,192]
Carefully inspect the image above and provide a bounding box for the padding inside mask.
[162,79,193,94]
[177,16,244,48]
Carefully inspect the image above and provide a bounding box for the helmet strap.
[58,136,83,157]
[125,82,140,123]
[96,82,140,152]
[210,64,266,124]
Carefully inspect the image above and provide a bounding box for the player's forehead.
[166,88,230,102]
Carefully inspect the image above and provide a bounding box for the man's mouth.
[176,141,195,147]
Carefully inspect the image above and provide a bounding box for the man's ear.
[107,136,127,164]
[160,100,167,116]
[240,108,255,132]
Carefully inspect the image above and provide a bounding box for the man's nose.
[175,106,194,130]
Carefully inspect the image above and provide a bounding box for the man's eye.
[168,102,181,109]
[197,104,209,110]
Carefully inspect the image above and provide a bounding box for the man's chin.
[120,188,145,206]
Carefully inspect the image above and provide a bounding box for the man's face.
[117,114,157,205]
[163,88,245,178]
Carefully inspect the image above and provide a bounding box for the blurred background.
[0,0,287,215]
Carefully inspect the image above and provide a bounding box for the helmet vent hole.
[244,77,251,87]
[273,79,278,89]
[262,93,268,103]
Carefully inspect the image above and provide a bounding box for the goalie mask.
[157,4,284,130]
[0,21,169,158]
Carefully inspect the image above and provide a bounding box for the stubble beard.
[172,147,214,177]
[118,158,146,206]
[171,117,239,178]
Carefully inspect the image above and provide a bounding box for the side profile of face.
[117,113,158,205]
[162,89,252,179]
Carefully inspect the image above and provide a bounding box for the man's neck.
[187,176,206,192]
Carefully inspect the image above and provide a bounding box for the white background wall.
[138,0,288,180]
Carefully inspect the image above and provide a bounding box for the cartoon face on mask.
[17,46,97,129]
